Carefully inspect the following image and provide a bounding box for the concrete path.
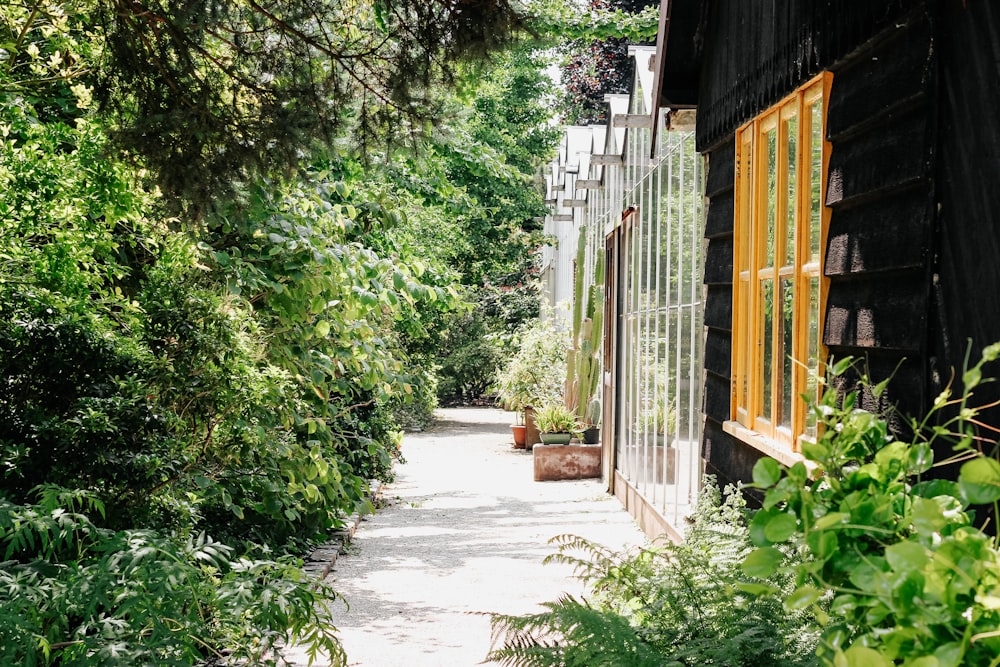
[290,407,646,667]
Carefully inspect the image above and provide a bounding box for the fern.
[488,478,819,667]
[488,595,665,667]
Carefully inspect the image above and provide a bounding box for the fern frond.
[487,595,664,667]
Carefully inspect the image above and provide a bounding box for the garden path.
[286,406,646,667]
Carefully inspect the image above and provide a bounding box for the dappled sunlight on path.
[287,407,646,666]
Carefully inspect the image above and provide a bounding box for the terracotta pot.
[511,424,527,449]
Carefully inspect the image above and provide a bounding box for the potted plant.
[641,397,677,483]
[641,398,677,447]
[494,318,567,448]
[533,403,580,445]
[582,397,601,444]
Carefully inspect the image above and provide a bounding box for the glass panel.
[780,277,794,431]
[784,115,798,267]
[738,139,753,273]
[810,101,823,263]
[738,278,749,410]
[766,127,777,267]
[805,275,821,438]
[761,279,774,421]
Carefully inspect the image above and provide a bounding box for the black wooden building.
[652,0,1000,486]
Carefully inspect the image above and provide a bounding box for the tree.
[559,0,658,124]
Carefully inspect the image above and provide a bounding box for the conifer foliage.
[91,0,530,210]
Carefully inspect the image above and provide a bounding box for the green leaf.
[764,512,798,544]
[963,365,982,390]
[742,546,784,578]
[958,457,1000,505]
[831,357,855,376]
[814,512,849,530]
[801,439,829,462]
[752,458,783,487]
[839,645,892,667]
[314,319,331,338]
[734,581,781,596]
[784,585,822,611]
[885,541,928,574]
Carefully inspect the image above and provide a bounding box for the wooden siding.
[695,0,924,151]
[822,10,936,422]
[700,141,741,487]
[933,0,1000,427]
[698,6,939,489]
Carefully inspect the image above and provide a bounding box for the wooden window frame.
[726,72,832,462]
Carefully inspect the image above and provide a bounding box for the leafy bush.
[744,350,1000,666]
[493,317,568,414]
[0,488,344,667]
[436,307,504,404]
[488,479,819,666]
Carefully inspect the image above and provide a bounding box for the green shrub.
[436,308,503,404]
[488,479,819,667]
[493,317,567,414]
[744,350,1000,666]
[0,487,344,667]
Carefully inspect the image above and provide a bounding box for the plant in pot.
[494,318,567,448]
[582,397,601,444]
[641,397,678,483]
[641,398,677,447]
[533,403,581,445]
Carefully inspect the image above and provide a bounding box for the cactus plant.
[586,397,602,426]
[564,224,605,421]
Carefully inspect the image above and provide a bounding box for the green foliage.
[493,317,568,414]
[0,2,565,663]
[533,403,580,435]
[436,307,504,403]
[743,347,1000,666]
[488,479,819,666]
[523,0,660,43]
[0,489,344,666]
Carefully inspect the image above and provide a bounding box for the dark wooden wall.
[695,0,925,151]
[823,11,936,422]
[932,0,1000,432]
[698,2,940,489]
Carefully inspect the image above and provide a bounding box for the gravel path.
[287,407,646,667]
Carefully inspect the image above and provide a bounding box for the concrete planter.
[533,443,601,481]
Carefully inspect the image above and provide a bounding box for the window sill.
[722,420,803,468]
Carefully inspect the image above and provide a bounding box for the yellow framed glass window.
[730,72,831,454]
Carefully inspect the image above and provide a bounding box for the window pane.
[761,279,774,422]
[810,101,823,263]
[766,127,777,267]
[805,275,821,438]
[738,278,749,410]
[784,116,797,267]
[780,277,794,431]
